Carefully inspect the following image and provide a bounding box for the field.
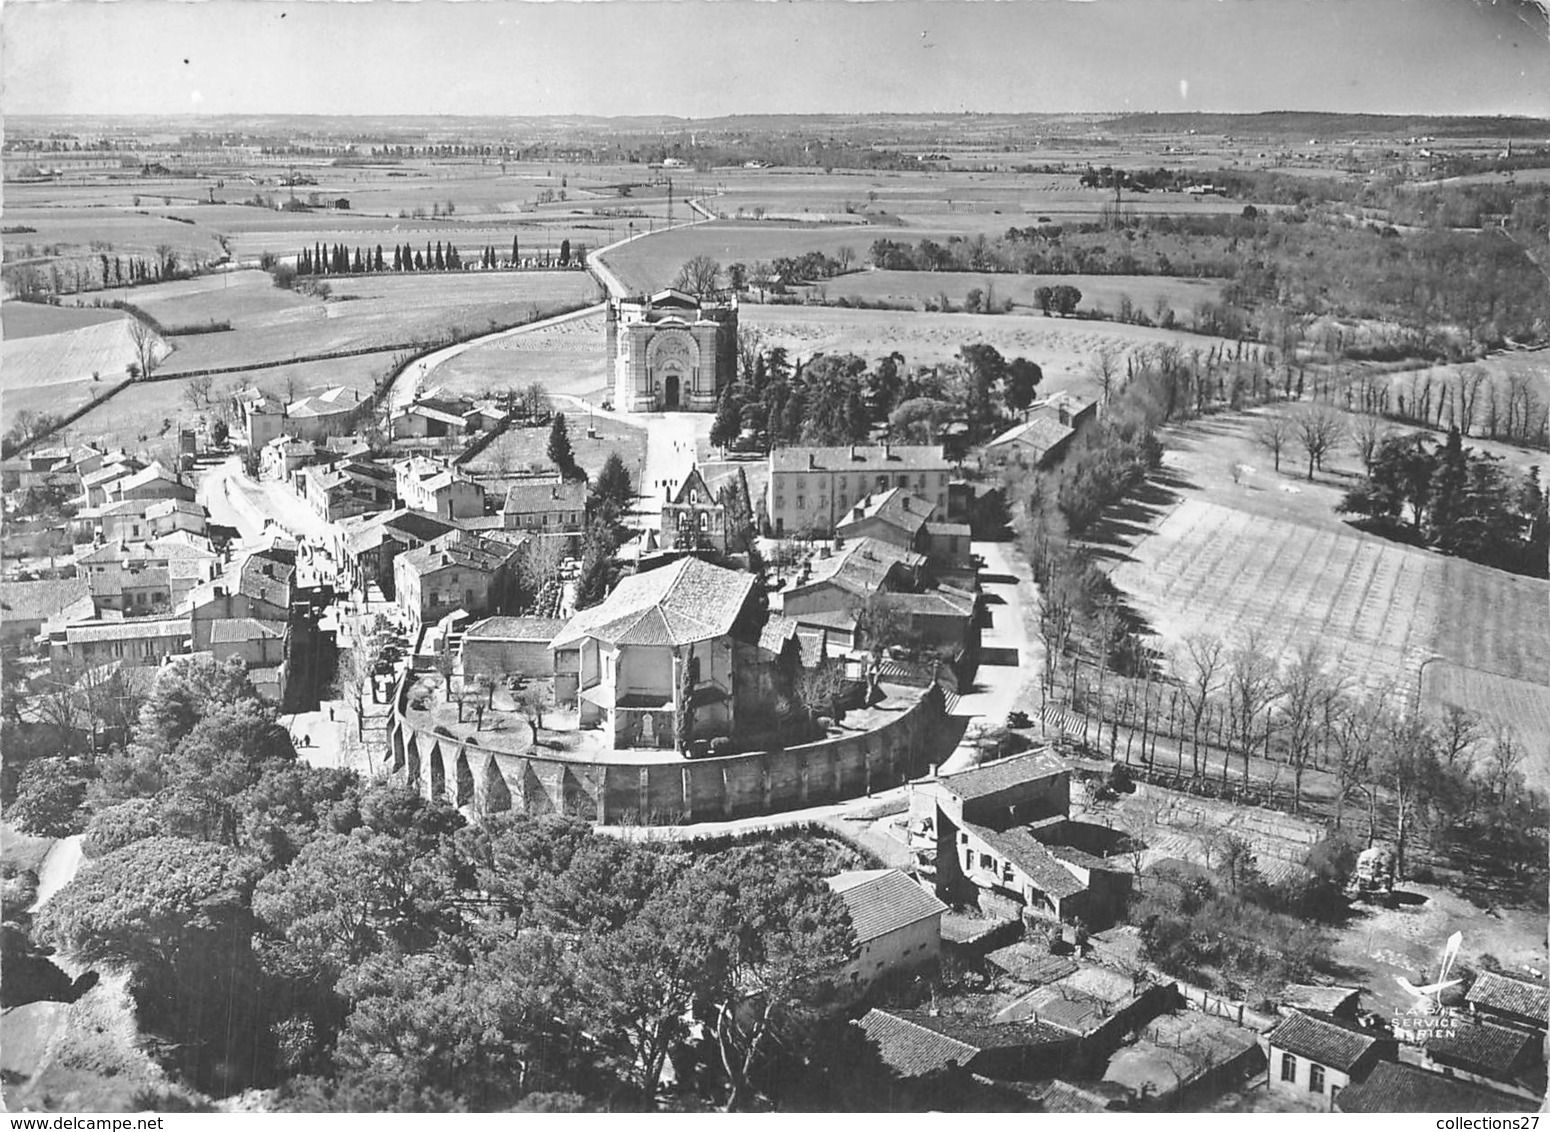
[1103,411,1550,781]
[463,413,648,491]
[1,315,175,431]
[811,269,1224,316]
[2,302,125,339]
[83,269,600,374]
[428,310,610,402]
[741,305,1241,391]
[52,353,391,462]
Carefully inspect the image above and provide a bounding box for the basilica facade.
[607,289,738,413]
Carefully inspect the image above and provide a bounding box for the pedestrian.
[328,705,335,722]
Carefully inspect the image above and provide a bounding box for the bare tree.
[183,374,216,412]
[1348,413,1388,472]
[1293,403,1342,479]
[672,254,722,299]
[1274,641,1340,814]
[127,318,160,379]
[1458,365,1487,436]
[1224,630,1279,787]
[1089,345,1121,406]
[1253,413,1291,473]
[515,681,553,742]
[1175,633,1227,778]
[1484,724,1525,804]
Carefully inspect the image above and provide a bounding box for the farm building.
[607,288,737,414]
[1422,1018,1544,1100]
[826,868,948,989]
[284,386,363,442]
[1464,971,1550,1034]
[984,391,1099,469]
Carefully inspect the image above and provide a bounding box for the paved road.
[954,539,1043,724]
[552,394,708,529]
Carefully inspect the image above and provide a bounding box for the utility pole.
[667,177,673,227]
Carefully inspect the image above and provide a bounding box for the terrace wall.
[384,678,944,825]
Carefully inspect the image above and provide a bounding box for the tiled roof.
[464,616,566,641]
[963,821,1086,900]
[65,617,190,644]
[398,530,521,577]
[504,477,586,514]
[826,869,946,944]
[1426,1020,1535,1073]
[937,749,1068,801]
[208,618,288,644]
[1265,1010,1384,1073]
[1038,1080,1122,1113]
[143,498,206,518]
[792,536,920,597]
[552,557,755,650]
[772,444,952,474]
[111,463,182,494]
[1,578,90,622]
[887,590,975,618]
[1046,843,1117,872]
[924,520,973,539]
[81,463,141,488]
[1466,972,1549,1024]
[343,508,459,554]
[986,415,1074,454]
[1336,1061,1538,1114]
[857,1010,981,1078]
[287,386,359,417]
[87,564,170,594]
[757,613,802,656]
[985,945,1079,986]
[1281,984,1361,1014]
[837,487,934,539]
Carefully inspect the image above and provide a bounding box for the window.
[796,496,805,510]
[1280,1053,1297,1083]
[1308,1064,1325,1094]
[979,852,994,870]
[698,512,708,532]
[775,496,785,510]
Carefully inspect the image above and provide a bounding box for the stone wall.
[385,680,944,825]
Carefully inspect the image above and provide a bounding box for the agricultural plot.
[741,305,1237,390]
[817,270,1223,316]
[2,301,124,339]
[428,311,609,403]
[111,271,599,375]
[3,318,165,393]
[1105,411,1550,783]
[1,207,225,264]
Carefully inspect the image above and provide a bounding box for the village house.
[49,616,193,675]
[460,615,567,682]
[767,443,959,538]
[1263,1009,1396,1109]
[396,456,487,521]
[909,751,1131,927]
[86,563,172,617]
[503,475,586,549]
[283,386,362,442]
[1464,971,1549,1035]
[336,508,460,600]
[773,536,925,650]
[0,578,92,649]
[986,391,1097,465]
[259,435,332,482]
[235,389,287,451]
[106,461,196,506]
[859,1008,1081,1085]
[1277,984,1362,1022]
[1422,1018,1545,1100]
[393,529,524,635]
[182,546,296,651]
[295,459,396,522]
[1335,1060,1539,1114]
[80,458,144,508]
[77,535,221,611]
[835,487,973,574]
[550,556,760,750]
[827,869,948,989]
[389,392,505,441]
[143,498,210,539]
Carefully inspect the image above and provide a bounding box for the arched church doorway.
[663,374,681,409]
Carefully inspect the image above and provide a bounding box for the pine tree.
[414,250,424,270]
[393,245,402,272]
[676,646,697,752]
[548,412,576,477]
[352,247,364,273]
[559,238,571,266]
[512,235,520,265]
[710,387,742,452]
[375,245,385,271]
[435,242,445,271]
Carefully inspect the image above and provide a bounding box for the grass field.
[429,310,610,402]
[813,269,1224,316]
[1102,410,1550,782]
[741,304,1241,390]
[2,302,126,339]
[2,318,168,426]
[80,270,601,375]
[464,413,648,490]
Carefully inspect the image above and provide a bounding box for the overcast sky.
[5,0,1548,120]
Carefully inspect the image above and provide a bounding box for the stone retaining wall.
[384,678,944,825]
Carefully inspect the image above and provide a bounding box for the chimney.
[884,440,892,460]
[849,443,857,461]
[808,452,816,470]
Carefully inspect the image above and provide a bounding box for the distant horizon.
[5,0,1548,120]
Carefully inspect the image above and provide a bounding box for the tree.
[710,387,742,453]
[547,412,577,478]
[1253,413,1291,473]
[589,450,634,518]
[1050,284,1082,316]
[1089,344,1121,405]
[10,757,89,837]
[675,648,697,752]
[128,318,160,378]
[1275,641,1340,815]
[1005,356,1043,413]
[558,238,571,266]
[515,682,552,742]
[673,254,721,299]
[1175,633,1226,777]
[184,374,215,411]
[1293,402,1342,480]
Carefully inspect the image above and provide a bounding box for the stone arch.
[429,742,446,800]
[391,725,406,774]
[405,734,422,790]
[455,749,474,808]
[483,757,513,814]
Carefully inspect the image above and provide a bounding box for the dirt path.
[28,834,84,913]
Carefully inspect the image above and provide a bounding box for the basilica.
[606,288,738,413]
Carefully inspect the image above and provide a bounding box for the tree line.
[287,236,583,278]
